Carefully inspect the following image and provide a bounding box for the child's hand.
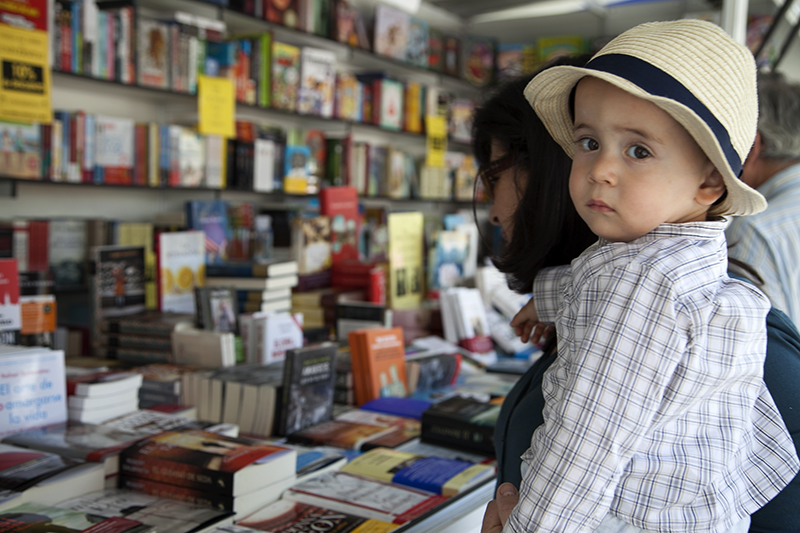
[510,298,550,344]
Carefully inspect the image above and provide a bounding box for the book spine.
[119,475,234,511]
[119,450,235,495]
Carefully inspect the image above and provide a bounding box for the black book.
[277,342,338,437]
[420,396,500,457]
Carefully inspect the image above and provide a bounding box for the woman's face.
[487,140,528,242]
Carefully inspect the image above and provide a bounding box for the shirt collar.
[597,220,729,248]
[757,162,800,200]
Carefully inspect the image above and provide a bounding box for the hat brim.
[524,65,766,217]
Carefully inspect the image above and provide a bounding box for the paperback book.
[237,500,396,533]
[277,342,338,436]
[272,42,301,112]
[0,502,153,533]
[157,231,205,314]
[298,48,336,118]
[373,4,409,60]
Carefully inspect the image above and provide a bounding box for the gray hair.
[757,72,800,161]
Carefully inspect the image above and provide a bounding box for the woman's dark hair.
[473,55,596,293]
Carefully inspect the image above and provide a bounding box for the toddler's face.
[568,77,722,242]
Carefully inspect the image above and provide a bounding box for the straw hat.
[524,19,766,217]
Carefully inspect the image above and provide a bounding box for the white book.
[171,324,236,369]
[253,312,304,365]
[205,275,299,291]
[70,372,143,398]
[253,138,277,192]
[298,47,336,118]
[69,399,139,424]
[204,134,225,189]
[68,387,138,410]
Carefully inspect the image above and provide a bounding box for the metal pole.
[721,0,750,44]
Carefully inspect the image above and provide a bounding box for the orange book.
[349,327,407,405]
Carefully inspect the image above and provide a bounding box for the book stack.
[132,363,197,409]
[118,430,297,516]
[348,327,408,406]
[440,287,493,354]
[420,396,502,456]
[330,260,386,305]
[291,288,364,331]
[99,311,195,364]
[240,311,304,365]
[204,260,299,314]
[335,300,393,341]
[334,350,355,406]
[66,371,143,424]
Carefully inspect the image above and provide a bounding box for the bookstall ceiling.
[425,0,779,42]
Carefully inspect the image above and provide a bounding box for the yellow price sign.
[198,75,235,138]
[425,115,447,167]
[0,24,51,123]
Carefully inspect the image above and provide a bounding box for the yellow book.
[387,212,423,309]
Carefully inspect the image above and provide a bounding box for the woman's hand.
[510,298,551,344]
[481,483,520,533]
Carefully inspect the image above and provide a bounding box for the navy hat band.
[585,53,742,176]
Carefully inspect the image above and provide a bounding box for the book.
[406,17,429,68]
[48,220,87,290]
[283,471,447,525]
[57,488,235,533]
[277,342,338,436]
[0,122,41,179]
[283,144,315,195]
[406,353,461,395]
[102,312,194,337]
[460,35,495,87]
[0,443,105,512]
[428,230,470,291]
[349,327,407,406]
[205,261,298,278]
[204,275,299,291]
[157,231,205,314]
[249,312,304,365]
[118,430,296,496]
[373,4,409,61]
[67,371,143,398]
[0,502,153,532]
[137,18,170,89]
[171,324,237,368]
[94,116,134,184]
[237,500,396,533]
[340,447,494,497]
[443,35,459,76]
[271,41,301,112]
[185,200,230,265]
[359,397,433,421]
[419,396,500,456]
[319,186,360,265]
[298,47,336,118]
[195,286,239,334]
[286,419,397,451]
[0,346,67,437]
[0,259,21,345]
[377,79,404,131]
[386,212,424,310]
[290,216,332,276]
[265,0,299,28]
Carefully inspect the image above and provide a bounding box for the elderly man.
[727,73,800,325]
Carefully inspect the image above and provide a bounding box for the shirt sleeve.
[505,262,690,533]
[532,265,572,324]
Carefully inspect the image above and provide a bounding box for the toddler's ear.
[696,167,726,207]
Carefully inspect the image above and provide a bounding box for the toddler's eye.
[626,145,651,159]
[578,138,599,151]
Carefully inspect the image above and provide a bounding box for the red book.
[27,220,49,272]
[0,259,21,344]
[133,124,147,186]
[319,186,360,265]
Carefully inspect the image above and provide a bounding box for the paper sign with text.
[0,348,66,437]
[198,75,235,138]
[425,115,447,167]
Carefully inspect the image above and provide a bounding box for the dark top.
[494,307,800,533]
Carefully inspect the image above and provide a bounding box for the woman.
[473,60,800,533]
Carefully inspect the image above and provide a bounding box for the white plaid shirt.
[505,222,799,533]
[727,163,800,325]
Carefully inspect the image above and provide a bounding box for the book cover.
[373,4,408,61]
[377,79,403,132]
[333,0,367,50]
[265,0,300,29]
[137,18,170,89]
[237,499,396,533]
[277,342,337,436]
[496,43,532,81]
[443,36,459,77]
[57,488,235,533]
[537,35,585,64]
[178,128,205,187]
[428,230,469,291]
[157,231,205,314]
[406,17,428,68]
[340,447,493,496]
[48,220,86,290]
[460,35,495,88]
[119,430,296,496]
[89,245,146,319]
[0,502,152,533]
[290,216,332,275]
[386,212,423,309]
[251,312,303,365]
[283,471,446,525]
[428,29,443,72]
[206,260,298,278]
[94,116,134,185]
[0,259,21,345]
[419,396,500,456]
[195,287,238,334]
[349,327,407,406]
[0,443,78,493]
[185,200,230,265]
[286,419,396,451]
[102,311,194,337]
[271,41,301,112]
[0,122,42,179]
[283,145,314,195]
[298,47,336,118]
[67,371,143,397]
[319,186,359,265]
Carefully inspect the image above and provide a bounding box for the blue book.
[360,397,433,420]
[159,124,170,187]
[185,200,230,264]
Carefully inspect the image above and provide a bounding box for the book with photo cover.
[0,502,153,533]
[373,4,409,61]
[290,216,332,276]
[340,447,493,497]
[195,286,239,334]
[57,488,235,533]
[118,430,296,496]
[185,200,231,265]
[283,471,446,525]
[137,17,170,89]
[333,0,370,50]
[277,342,338,436]
[89,245,146,320]
[157,231,205,314]
[237,499,396,533]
